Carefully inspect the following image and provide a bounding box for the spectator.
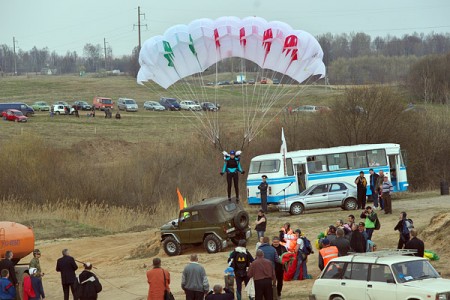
[247,249,276,300]
[354,171,367,209]
[115,111,121,119]
[146,257,170,300]
[56,248,78,300]
[271,237,287,298]
[369,169,380,209]
[23,269,35,300]
[0,251,17,286]
[350,223,366,253]
[0,269,16,300]
[394,212,410,249]
[360,206,377,240]
[326,225,337,244]
[381,175,393,214]
[254,210,267,239]
[330,228,351,257]
[405,229,425,257]
[29,268,45,300]
[258,175,269,213]
[375,170,385,210]
[344,214,355,236]
[258,236,278,267]
[78,262,102,300]
[318,238,338,271]
[29,249,44,277]
[293,229,307,280]
[181,254,209,300]
[228,240,253,300]
[205,285,233,300]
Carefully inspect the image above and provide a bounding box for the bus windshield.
[249,160,281,174]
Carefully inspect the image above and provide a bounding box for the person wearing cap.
[56,248,78,300]
[29,249,44,277]
[318,238,338,271]
[78,262,102,300]
[258,175,269,213]
[147,257,170,300]
[354,171,367,209]
[221,150,245,200]
[29,268,45,300]
[381,175,394,214]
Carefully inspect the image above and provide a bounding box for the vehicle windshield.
[80,101,88,105]
[13,111,24,116]
[249,160,281,174]
[167,99,178,104]
[101,99,112,104]
[125,100,135,104]
[300,185,315,196]
[392,260,440,283]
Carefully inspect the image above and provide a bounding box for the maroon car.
[2,109,28,122]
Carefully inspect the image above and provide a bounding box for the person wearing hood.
[78,262,102,300]
[22,269,35,300]
[221,150,245,200]
[228,240,254,300]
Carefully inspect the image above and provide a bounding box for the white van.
[117,98,138,112]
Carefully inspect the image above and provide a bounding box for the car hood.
[402,278,450,293]
[161,218,178,230]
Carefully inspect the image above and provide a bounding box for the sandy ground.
[22,194,450,300]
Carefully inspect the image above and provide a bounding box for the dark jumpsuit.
[222,156,243,199]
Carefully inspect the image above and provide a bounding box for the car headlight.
[437,294,448,300]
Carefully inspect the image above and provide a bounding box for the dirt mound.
[421,212,450,253]
[128,231,162,259]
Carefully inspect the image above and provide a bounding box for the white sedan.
[179,100,201,111]
[144,101,165,111]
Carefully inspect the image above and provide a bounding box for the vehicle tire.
[290,202,304,215]
[330,296,344,300]
[26,112,32,117]
[204,234,222,254]
[344,198,357,210]
[234,211,249,230]
[56,112,60,115]
[162,236,181,256]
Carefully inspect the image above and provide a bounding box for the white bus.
[246,143,408,205]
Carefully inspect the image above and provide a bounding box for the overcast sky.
[1,0,449,56]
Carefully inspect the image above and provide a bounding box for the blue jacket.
[257,243,279,267]
[30,276,45,300]
[0,277,16,300]
[222,157,243,174]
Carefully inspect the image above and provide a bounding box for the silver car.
[277,182,357,215]
[144,101,165,111]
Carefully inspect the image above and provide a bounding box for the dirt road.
[28,194,450,299]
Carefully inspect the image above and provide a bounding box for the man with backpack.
[228,240,254,300]
[293,229,313,280]
[394,212,413,249]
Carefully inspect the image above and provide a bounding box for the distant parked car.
[32,101,50,111]
[277,182,357,215]
[53,101,71,109]
[52,104,75,115]
[144,101,165,111]
[72,101,92,111]
[201,102,218,111]
[292,105,321,113]
[180,100,201,111]
[2,109,28,122]
[272,78,280,84]
[0,102,34,117]
[260,77,267,84]
[247,79,255,85]
[160,97,180,111]
[93,96,114,111]
[117,98,138,112]
[217,81,231,85]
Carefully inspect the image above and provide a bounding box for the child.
[255,236,264,253]
[0,269,17,300]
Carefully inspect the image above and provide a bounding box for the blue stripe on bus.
[248,194,298,205]
[247,177,296,186]
[308,168,390,180]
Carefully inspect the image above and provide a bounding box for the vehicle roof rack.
[349,249,418,263]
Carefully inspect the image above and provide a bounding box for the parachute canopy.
[137,16,325,89]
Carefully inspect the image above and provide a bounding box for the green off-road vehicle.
[160,197,252,256]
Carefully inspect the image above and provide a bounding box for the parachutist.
[221,150,245,199]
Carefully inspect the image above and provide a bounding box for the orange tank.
[0,222,35,262]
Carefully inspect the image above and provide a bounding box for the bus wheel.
[344,198,357,210]
[290,203,304,215]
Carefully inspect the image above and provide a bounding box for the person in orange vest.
[318,238,338,271]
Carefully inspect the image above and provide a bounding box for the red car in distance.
[2,109,28,122]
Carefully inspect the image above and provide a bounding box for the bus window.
[307,155,328,173]
[327,153,348,171]
[286,158,294,176]
[347,151,368,169]
[367,149,387,167]
[249,160,281,174]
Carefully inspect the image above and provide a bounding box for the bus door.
[296,164,307,193]
[388,154,399,191]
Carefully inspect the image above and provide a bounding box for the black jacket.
[330,237,351,257]
[56,255,78,284]
[0,259,17,285]
[206,288,234,300]
[369,173,379,189]
[405,237,425,257]
[350,230,366,253]
[78,270,102,300]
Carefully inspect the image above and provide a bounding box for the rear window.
[223,202,237,212]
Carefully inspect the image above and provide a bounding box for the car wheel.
[344,198,357,210]
[330,296,344,300]
[234,211,249,230]
[204,234,222,254]
[290,202,304,215]
[162,236,181,256]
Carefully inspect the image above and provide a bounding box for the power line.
[133,6,148,51]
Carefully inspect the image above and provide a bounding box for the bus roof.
[251,143,401,161]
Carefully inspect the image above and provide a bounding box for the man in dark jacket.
[330,228,351,256]
[405,229,425,257]
[205,285,233,300]
[354,171,367,209]
[0,251,17,286]
[350,224,366,253]
[271,237,287,298]
[369,169,380,209]
[227,240,254,300]
[258,175,269,213]
[78,262,102,300]
[258,236,279,267]
[394,212,410,249]
[56,248,78,300]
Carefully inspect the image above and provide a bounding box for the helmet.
[230,150,235,155]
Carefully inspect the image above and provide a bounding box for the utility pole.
[103,38,108,70]
[133,6,147,51]
[13,37,18,75]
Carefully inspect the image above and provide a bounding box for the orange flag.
[177,188,184,210]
